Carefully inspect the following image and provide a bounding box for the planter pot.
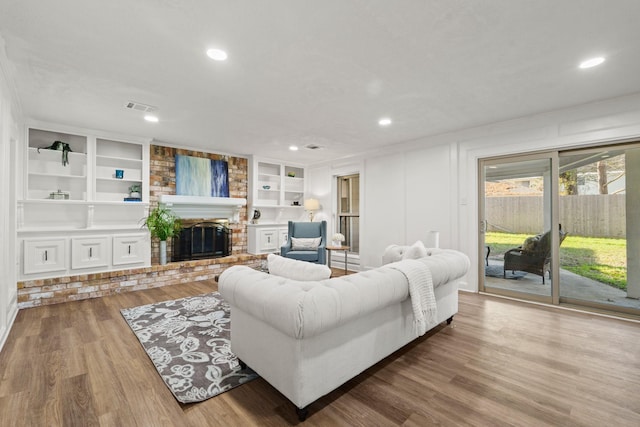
[159,240,167,265]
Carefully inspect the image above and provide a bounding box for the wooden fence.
[486,194,626,238]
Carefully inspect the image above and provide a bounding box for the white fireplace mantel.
[159,195,247,223]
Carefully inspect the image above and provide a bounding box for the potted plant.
[143,206,182,265]
[128,184,142,199]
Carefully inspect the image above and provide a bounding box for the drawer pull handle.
[89,247,93,258]
[44,250,48,261]
[128,245,131,254]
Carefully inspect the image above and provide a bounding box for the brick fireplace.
[150,145,249,264]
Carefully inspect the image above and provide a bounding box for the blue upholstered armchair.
[280,221,327,264]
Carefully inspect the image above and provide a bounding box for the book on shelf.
[124,197,142,202]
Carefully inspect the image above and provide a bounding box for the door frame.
[478,151,560,304]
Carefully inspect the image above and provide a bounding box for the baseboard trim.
[0,296,19,354]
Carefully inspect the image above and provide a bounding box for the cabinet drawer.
[23,238,67,274]
[113,234,147,265]
[71,236,109,270]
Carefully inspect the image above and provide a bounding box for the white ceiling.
[2,0,640,165]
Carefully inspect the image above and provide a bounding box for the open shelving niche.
[20,127,150,230]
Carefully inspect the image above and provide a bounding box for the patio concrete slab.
[484,259,640,310]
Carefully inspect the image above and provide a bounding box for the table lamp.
[303,198,320,222]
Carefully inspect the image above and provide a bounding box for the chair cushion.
[285,251,320,262]
[291,237,321,250]
[267,254,331,280]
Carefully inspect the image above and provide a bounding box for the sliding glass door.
[558,144,640,314]
[480,153,559,304]
[480,142,640,316]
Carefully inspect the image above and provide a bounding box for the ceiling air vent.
[125,101,157,112]
[305,144,324,150]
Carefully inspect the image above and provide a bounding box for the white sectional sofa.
[218,248,469,420]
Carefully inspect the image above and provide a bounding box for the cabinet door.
[113,234,147,265]
[277,228,289,247]
[71,236,109,269]
[23,238,66,274]
[259,229,278,252]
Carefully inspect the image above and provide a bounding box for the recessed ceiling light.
[289,145,299,151]
[144,114,159,123]
[378,118,392,126]
[579,57,605,69]
[206,48,228,61]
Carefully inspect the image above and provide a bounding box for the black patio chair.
[503,225,568,284]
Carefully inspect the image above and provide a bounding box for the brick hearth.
[17,254,266,309]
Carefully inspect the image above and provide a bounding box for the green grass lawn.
[485,232,627,290]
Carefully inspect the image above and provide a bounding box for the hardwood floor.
[1,280,639,426]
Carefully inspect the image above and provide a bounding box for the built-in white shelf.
[18,123,152,280]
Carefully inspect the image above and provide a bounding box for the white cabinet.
[71,236,109,269]
[247,224,289,255]
[23,238,67,275]
[18,123,151,280]
[113,234,148,266]
[20,233,149,279]
[247,157,306,254]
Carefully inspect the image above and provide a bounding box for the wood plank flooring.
[1,277,639,426]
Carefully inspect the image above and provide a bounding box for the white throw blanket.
[388,259,436,336]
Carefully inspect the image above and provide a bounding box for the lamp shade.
[303,198,320,211]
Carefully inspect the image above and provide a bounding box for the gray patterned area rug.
[120,292,258,403]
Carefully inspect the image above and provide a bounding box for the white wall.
[0,45,20,353]
[308,92,640,292]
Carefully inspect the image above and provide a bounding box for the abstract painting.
[176,155,229,197]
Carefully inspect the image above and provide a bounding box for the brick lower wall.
[17,254,266,309]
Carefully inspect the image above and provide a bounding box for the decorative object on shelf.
[287,171,296,177]
[292,201,299,206]
[303,198,320,222]
[332,232,345,247]
[262,185,271,190]
[142,206,183,265]
[115,169,124,179]
[38,140,73,166]
[251,209,261,224]
[128,184,142,199]
[49,189,69,200]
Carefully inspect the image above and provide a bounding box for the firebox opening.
[172,221,231,262]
